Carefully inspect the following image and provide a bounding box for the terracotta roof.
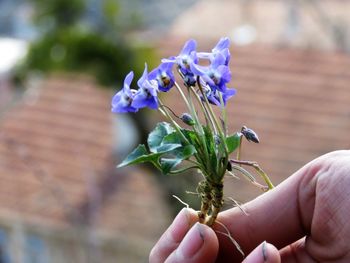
[158,38,350,201]
[0,76,171,253]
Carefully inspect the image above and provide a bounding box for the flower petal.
[181,39,197,55]
[213,37,230,52]
[197,52,212,59]
[148,67,158,80]
[190,63,208,76]
[123,71,134,90]
[217,65,231,83]
[161,56,176,63]
[137,63,148,88]
[211,52,226,68]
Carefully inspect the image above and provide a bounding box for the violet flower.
[111,71,138,113]
[149,62,175,92]
[206,87,236,106]
[132,64,159,110]
[162,39,198,86]
[192,52,231,92]
[198,37,231,65]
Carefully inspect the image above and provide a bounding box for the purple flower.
[149,62,175,92]
[206,87,236,106]
[132,64,159,110]
[192,52,231,92]
[198,37,231,65]
[162,39,198,86]
[111,71,138,113]
[213,37,230,52]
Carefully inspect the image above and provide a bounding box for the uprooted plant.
[112,37,274,236]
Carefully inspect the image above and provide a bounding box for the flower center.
[209,72,220,85]
[161,74,170,86]
[123,94,132,106]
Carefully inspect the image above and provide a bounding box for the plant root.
[172,194,189,209]
[227,197,249,216]
[215,220,245,258]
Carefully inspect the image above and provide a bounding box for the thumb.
[165,222,219,263]
[242,241,281,263]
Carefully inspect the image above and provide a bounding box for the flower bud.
[241,126,259,143]
[180,113,195,126]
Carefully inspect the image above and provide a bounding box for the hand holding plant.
[149,151,350,262]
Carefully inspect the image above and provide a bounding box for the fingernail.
[262,241,267,261]
[169,208,192,243]
[243,241,268,263]
[178,222,205,258]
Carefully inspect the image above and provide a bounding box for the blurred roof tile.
[0,75,171,243]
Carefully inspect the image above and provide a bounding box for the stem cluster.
[158,77,274,226]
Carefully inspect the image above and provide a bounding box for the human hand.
[149,150,350,262]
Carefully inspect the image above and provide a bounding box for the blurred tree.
[15,0,156,87]
[30,0,85,30]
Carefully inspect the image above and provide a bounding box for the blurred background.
[0,0,350,262]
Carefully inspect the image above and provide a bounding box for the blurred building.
[118,0,199,30]
[169,0,350,52]
[0,76,171,262]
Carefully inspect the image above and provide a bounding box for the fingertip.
[243,241,280,263]
[170,208,199,242]
[168,222,219,263]
[198,222,220,260]
[263,242,281,263]
[150,208,198,263]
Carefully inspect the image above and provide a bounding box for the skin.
[149,150,350,262]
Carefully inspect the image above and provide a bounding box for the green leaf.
[226,133,241,154]
[148,122,175,153]
[117,144,149,168]
[202,125,217,171]
[118,122,198,174]
[160,145,197,175]
[162,132,182,145]
[152,143,182,154]
[117,143,183,170]
[175,145,197,159]
[181,129,199,146]
[160,158,180,175]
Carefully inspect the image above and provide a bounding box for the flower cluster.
[111,37,236,113]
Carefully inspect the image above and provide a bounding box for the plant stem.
[236,135,243,162]
[229,166,268,192]
[205,181,224,226]
[158,99,189,145]
[230,159,274,190]
[174,81,202,134]
[219,92,227,136]
[196,79,229,181]
[169,165,200,174]
[197,180,212,223]
[187,85,212,129]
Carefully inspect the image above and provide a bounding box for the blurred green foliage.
[15,29,156,86]
[15,0,156,87]
[30,0,85,29]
